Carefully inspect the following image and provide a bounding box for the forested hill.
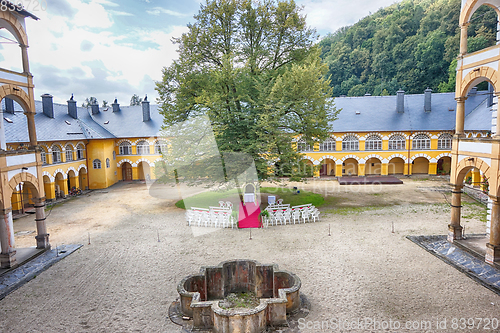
[319,0,497,97]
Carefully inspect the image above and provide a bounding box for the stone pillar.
[460,24,469,55]
[0,208,16,268]
[336,163,343,177]
[34,199,50,249]
[472,170,481,187]
[455,97,467,136]
[25,112,37,146]
[20,45,30,74]
[358,163,365,176]
[486,199,500,264]
[428,162,438,175]
[381,163,389,176]
[448,185,463,242]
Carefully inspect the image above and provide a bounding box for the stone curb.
[0,244,83,301]
[407,235,500,296]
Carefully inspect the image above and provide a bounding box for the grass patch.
[219,292,259,309]
[322,205,387,215]
[260,187,324,207]
[175,186,325,209]
[462,202,488,223]
[175,189,239,209]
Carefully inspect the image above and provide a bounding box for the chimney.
[91,102,99,115]
[488,83,494,107]
[4,97,14,114]
[41,93,54,118]
[396,89,405,113]
[67,94,77,119]
[424,88,432,112]
[142,95,150,122]
[112,98,120,112]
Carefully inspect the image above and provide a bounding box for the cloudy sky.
[1,0,400,105]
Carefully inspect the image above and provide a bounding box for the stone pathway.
[408,235,500,295]
[0,244,82,300]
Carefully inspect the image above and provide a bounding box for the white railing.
[0,68,29,85]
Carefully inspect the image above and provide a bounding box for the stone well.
[177,259,301,332]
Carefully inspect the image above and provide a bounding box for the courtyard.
[1,178,499,332]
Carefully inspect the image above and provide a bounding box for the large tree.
[156,0,337,179]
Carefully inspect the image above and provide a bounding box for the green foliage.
[156,0,339,180]
[319,0,496,96]
[130,94,143,106]
[81,97,98,108]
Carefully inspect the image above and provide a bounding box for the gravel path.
[2,179,499,332]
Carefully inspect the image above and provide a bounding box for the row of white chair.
[185,201,236,228]
[263,204,320,227]
[186,208,236,228]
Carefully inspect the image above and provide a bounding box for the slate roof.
[87,104,164,138]
[1,91,492,144]
[330,91,491,132]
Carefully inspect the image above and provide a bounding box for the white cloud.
[109,10,134,17]
[298,0,401,34]
[146,7,187,17]
[24,5,188,104]
[72,1,114,28]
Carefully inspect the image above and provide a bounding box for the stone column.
[448,185,463,242]
[34,198,50,249]
[0,208,16,268]
[455,97,467,136]
[486,199,500,264]
[460,24,469,55]
[25,112,37,146]
[20,45,30,74]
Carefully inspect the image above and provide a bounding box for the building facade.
[449,0,500,264]
[0,6,50,268]
[300,89,490,178]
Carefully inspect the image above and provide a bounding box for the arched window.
[41,150,47,165]
[93,159,101,169]
[154,140,168,154]
[65,145,73,161]
[106,158,110,168]
[76,144,85,159]
[319,138,335,152]
[437,133,453,149]
[119,141,132,155]
[52,145,61,163]
[342,135,359,151]
[365,135,382,150]
[412,134,431,150]
[388,135,406,150]
[297,139,312,152]
[136,140,149,155]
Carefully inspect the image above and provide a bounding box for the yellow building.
[299,89,490,178]
[3,87,490,204]
[4,95,167,200]
[0,5,50,268]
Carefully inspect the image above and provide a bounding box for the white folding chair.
[301,210,310,223]
[311,210,320,222]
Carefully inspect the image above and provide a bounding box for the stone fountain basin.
[177,259,301,332]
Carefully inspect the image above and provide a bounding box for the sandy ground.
[2,178,500,332]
